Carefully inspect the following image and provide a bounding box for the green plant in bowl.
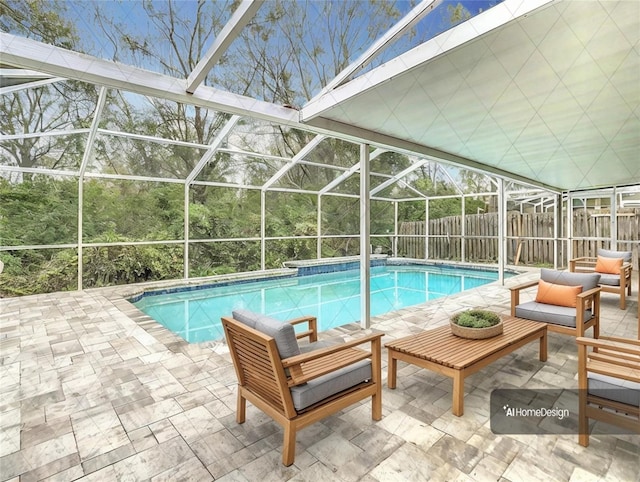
[450,309,503,339]
[452,310,501,328]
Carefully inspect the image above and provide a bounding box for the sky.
[58,0,505,96]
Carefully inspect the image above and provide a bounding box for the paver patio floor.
[1,268,638,481]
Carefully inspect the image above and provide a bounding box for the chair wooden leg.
[237,389,246,424]
[372,390,382,421]
[578,401,589,447]
[282,423,296,466]
[578,428,589,447]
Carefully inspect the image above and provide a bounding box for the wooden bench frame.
[222,315,382,466]
[577,336,640,446]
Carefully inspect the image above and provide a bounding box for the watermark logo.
[502,403,570,421]
[491,389,637,435]
[490,389,576,434]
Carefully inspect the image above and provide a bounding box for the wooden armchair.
[222,310,382,466]
[510,269,601,338]
[570,248,632,309]
[576,336,640,446]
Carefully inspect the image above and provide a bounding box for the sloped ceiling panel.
[302,0,640,192]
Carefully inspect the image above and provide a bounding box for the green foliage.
[189,241,261,276]
[265,238,316,269]
[0,177,78,246]
[0,249,77,296]
[265,192,317,237]
[0,0,78,47]
[452,310,501,328]
[82,241,183,288]
[82,180,183,241]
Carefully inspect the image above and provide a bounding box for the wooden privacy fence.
[398,208,640,267]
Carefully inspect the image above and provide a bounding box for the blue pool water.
[132,264,512,343]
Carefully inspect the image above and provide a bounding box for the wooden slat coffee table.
[385,317,547,416]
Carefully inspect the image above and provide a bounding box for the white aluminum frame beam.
[359,144,371,329]
[370,158,429,196]
[0,76,66,95]
[498,178,505,284]
[0,68,53,80]
[318,148,386,195]
[438,164,465,195]
[97,128,210,149]
[186,0,263,94]
[262,135,325,191]
[1,33,298,128]
[310,0,442,101]
[78,87,108,290]
[186,115,241,184]
[1,129,89,140]
[79,87,108,178]
[397,179,429,199]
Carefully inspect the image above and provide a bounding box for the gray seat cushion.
[588,372,640,407]
[298,338,343,354]
[515,301,593,328]
[290,360,372,411]
[597,248,632,263]
[598,273,621,287]
[540,269,600,291]
[232,309,300,359]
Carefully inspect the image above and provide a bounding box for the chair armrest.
[509,279,539,292]
[576,287,600,322]
[577,336,640,383]
[598,335,640,347]
[577,286,601,301]
[509,279,538,316]
[570,257,597,273]
[577,336,640,354]
[288,315,318,343]
[282,332,383,386]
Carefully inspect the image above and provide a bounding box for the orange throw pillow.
[595,255,623,274]
[535,279,582,308]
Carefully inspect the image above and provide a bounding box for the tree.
[0,0,98,170]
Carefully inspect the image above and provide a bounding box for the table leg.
[452,371,464,416]
[388,351,397,389]
[539,329,548,362]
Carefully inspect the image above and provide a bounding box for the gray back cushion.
[540,268,600,291]
[597,248,632,263]
[231,309,300,359]
[254,315,300,359]
[232,309,260,329]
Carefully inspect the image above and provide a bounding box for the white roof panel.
[301,0,640,191]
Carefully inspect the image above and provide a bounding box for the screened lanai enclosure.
[1,0,639,299]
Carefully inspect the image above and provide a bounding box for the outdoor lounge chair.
[222,310,382,466]
[576,336,640,447]
[570,248,633,310]
[510,269,601,338]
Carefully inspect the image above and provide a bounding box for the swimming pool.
[132,262,514,343]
